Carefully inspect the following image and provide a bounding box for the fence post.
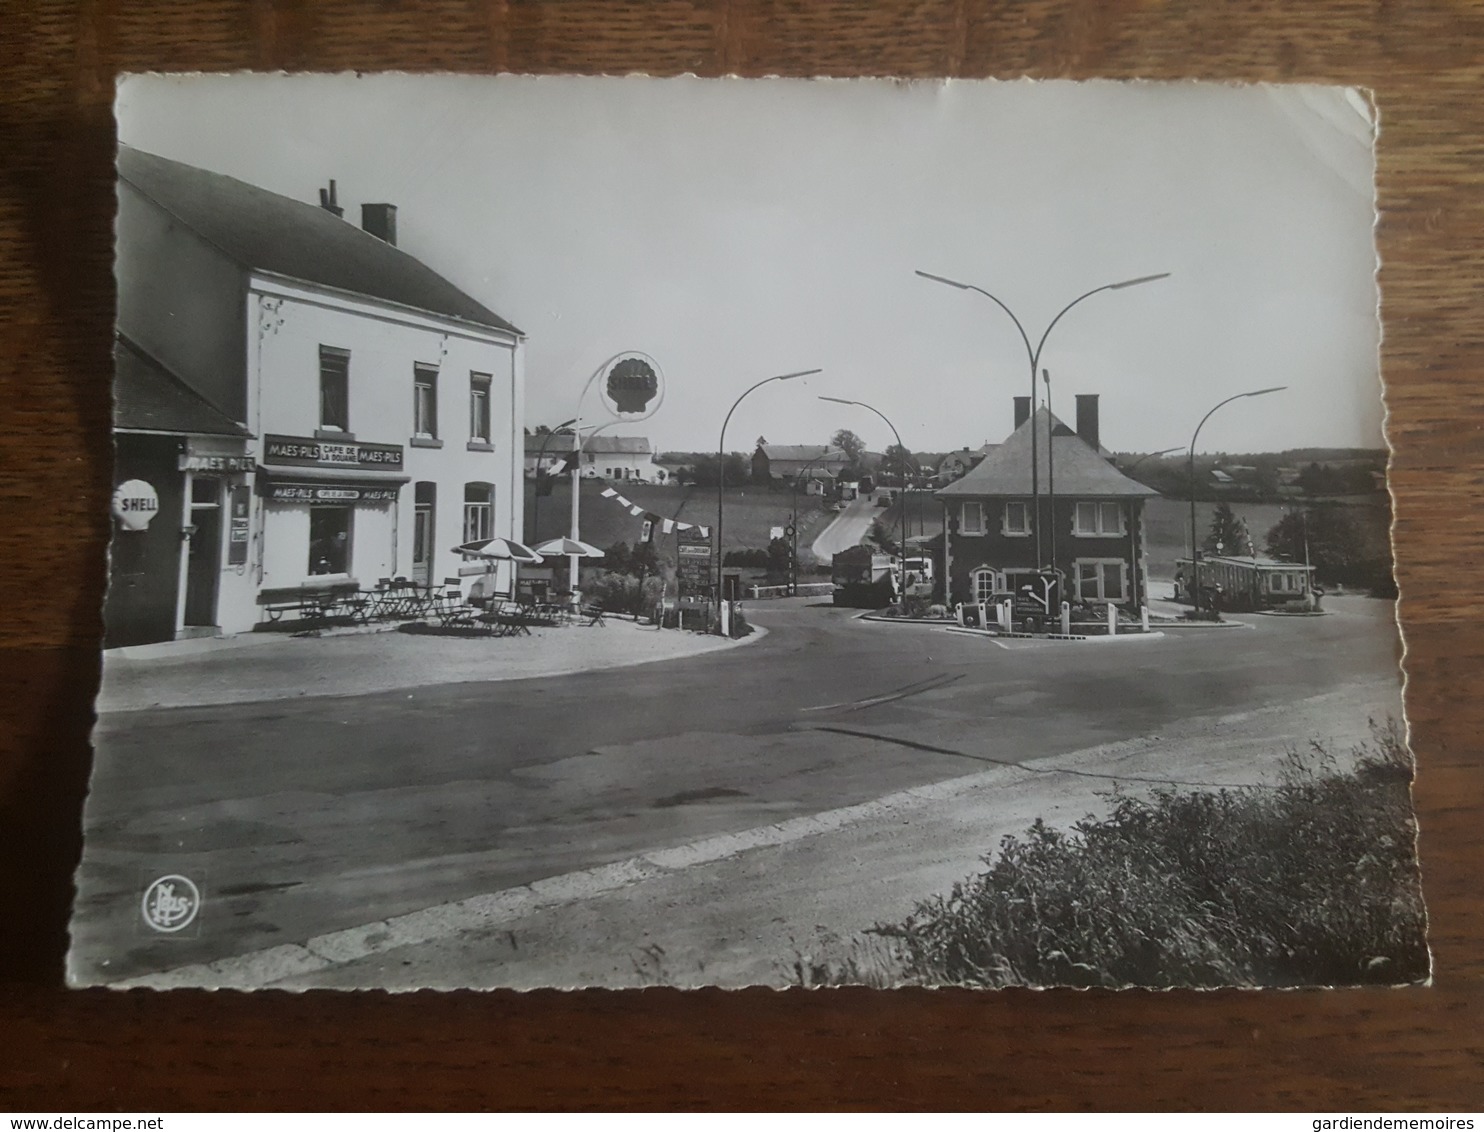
[1061,601,1071,636]
[954,602,965,626]
[1107,603,1117,636]
[1141,604,1150,633]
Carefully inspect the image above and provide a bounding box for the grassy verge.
[792,720,1428,988]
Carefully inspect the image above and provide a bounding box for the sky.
[118,75,1385,457]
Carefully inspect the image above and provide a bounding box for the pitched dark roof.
[118,147,520,335]
[758,444,843,461]
[114,337,252,437]
[523,434,650,456]
[936,407,1157,499]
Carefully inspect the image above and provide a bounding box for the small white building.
[524,433,659,482]
[108,148,525,645]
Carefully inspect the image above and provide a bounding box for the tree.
[831,428,865,467]
[1265,505,1368,584]
[603,540,632,576]
[1204,502,1251,556]
[882,442,917,486]
[689,452,750,488]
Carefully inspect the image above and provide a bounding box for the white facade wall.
[213,275,522,634]
[582,448,656,481]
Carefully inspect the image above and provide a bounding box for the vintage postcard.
[71,75,1426,990]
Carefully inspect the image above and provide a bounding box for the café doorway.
[183,475,222,627]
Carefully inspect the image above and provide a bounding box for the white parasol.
[533,537,605,559]
[453,537,544,564]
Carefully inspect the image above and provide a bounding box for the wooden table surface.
[1,1,1481,1111]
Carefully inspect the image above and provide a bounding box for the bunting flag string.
[591,485,708,538]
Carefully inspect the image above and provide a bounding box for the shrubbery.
[792,721,1427,989]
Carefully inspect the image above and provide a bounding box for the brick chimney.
[361,203,397,246]
[1075,394,1100,451]
[318,180,343,218]
[1013,396,1031,430]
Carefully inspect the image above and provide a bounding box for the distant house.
[525,432,577,478]
[937,444,996,486]
[525,434,660,482]
[936,395,1158,609]
[752,443,849,484]
[654,457,692,485]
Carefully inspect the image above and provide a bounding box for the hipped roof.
[524,434,651,455]
[118,147,520,335]
[114,337,252,437]
[936,407,1157,499]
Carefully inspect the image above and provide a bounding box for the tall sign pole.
[565,352,665,593]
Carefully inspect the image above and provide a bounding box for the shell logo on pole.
[111,479,160,531]
[598,352,664,421]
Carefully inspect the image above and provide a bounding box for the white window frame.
[1002,500,1031,537]
[318,346,350,433]
[463,482,494,543]
[1073,500,1125,538]
[959,501,985,536]
[970,567,1001,603]
[1075,558,1127,603]
[469,373,491,443]
[414,364,439,439]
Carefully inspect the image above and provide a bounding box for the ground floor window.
[309,504,353,575]
[1076,558,1126,602]
[970,567,1000,603]
[464,481,494,542]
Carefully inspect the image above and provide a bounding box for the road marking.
[800,672,964,713]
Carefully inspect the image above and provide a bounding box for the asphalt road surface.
[71,597,1406,984]
[810,495,881,562]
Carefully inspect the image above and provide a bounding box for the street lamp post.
[529,417,578,544]
[1186,386,1286,608]
[716,369,821,630]
[1122,447,1184,478]
[820,396,908,599]
[915,269,1170,568]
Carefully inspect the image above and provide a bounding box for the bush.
[584,572,664,616]
[795,720,1427,988]
[724,548,769,568]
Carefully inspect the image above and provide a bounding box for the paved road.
[71,597,1405,984]
[809,495,880,561]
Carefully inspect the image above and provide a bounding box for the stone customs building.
[107,147,525,647]
[936,396,1158,610]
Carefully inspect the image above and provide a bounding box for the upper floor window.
[1002,501,1030,536]
[414,365,439,438]
[469,373,491,442]
[1074,501,1124,537]
[319,347,350,432]
[960,502,985,535]
[463,482,494,542]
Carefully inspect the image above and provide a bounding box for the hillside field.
[524,479,834,560]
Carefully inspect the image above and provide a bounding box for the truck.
[831,545,897,608]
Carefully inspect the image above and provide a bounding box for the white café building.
[108,148,526,646]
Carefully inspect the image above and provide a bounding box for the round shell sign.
[598,352,664,422]
[112,479,160,531]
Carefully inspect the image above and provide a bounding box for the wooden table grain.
[1,0,1480,1111]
